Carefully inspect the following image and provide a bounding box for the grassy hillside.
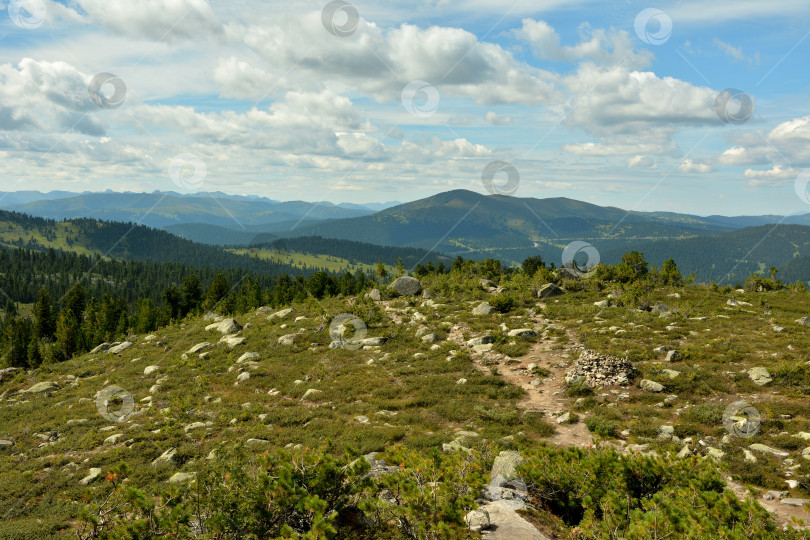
[1,266,809,537]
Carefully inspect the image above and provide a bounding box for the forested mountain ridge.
[2,192,375,229]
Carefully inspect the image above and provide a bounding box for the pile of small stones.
[565,350,634,387]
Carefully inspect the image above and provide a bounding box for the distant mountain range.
[2,188,809,284]
[0,191,401,233]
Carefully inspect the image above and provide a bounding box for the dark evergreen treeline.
[0,246,376,369]
[0,210,318,276]
[248,236,444,268]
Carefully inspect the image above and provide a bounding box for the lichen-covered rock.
[640,379,664,393]
[387,276,422,296]
[536,283,563,298]
[472,302,496,315]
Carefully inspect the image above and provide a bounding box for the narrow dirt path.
[383,299,809,531]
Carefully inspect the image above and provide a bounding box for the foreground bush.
[519,445,801,539]
[75,444,805,539]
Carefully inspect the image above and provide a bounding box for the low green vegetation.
[1,249,810,537]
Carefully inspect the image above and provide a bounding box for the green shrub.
[584,413,619,437]
[489,294,517,313]
[565,378,594,397]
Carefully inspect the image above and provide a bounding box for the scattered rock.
[107,341,133,354]
[0,367,22,383]
[278,334,297,346]
[104,433,124,445]
[90,342,112,354]
[387,276,422,296]
[743,449,758,463]
[206,318,242,335]
[665,350,682,362]
[354,415,369,424]
[184,422,211,433]
[640,379,664,393]
[773,326,786,333]
[467,335,494,347]
[222,336,246,348]
[0,439,14,450]
[267,307,294,320]
[361,337,387,346]
[236,372,250,383]
[748,443,789,457]
[536,283,564,298]
[237,352,260,363]
[301,389,322,401]
[168,472,196,484]
[465,509,490,532]
[421,333,441,344]
[152,448,177,466]
[556,412,571,424]
[80,468,102,486]
[727,299,751,307]
[22,381,60,394]
[748,367,772,386]
[187,342,212,355]
[490,451,523,483]
[472,302,496,315]
[507,328,536,338]
[795,317,810,326]
[781,498,810,507]
[594,300,610,308]
[707,447,725,460]
[143,365,159,376]
[661,369,680,379]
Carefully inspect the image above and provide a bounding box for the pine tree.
[33,288,55,340]
[204,273,230,310]
[55,308,80,361]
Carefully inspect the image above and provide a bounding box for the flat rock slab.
[480,500,550,539]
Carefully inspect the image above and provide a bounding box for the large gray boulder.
[472,302,496,315]
[0,367,22,383]
[639,379,664,393]
[206,318,242,335]
[536,283,564,298]
[748,367,772,386]
[490,451,523,484]
[107,341,133,354]
[387,276,422,296]
[22,381,60,394]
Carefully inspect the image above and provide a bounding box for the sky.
[0,0,808,216]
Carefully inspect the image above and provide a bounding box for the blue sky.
[0,0,808,215]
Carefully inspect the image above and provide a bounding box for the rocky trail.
[380,294,810,536]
